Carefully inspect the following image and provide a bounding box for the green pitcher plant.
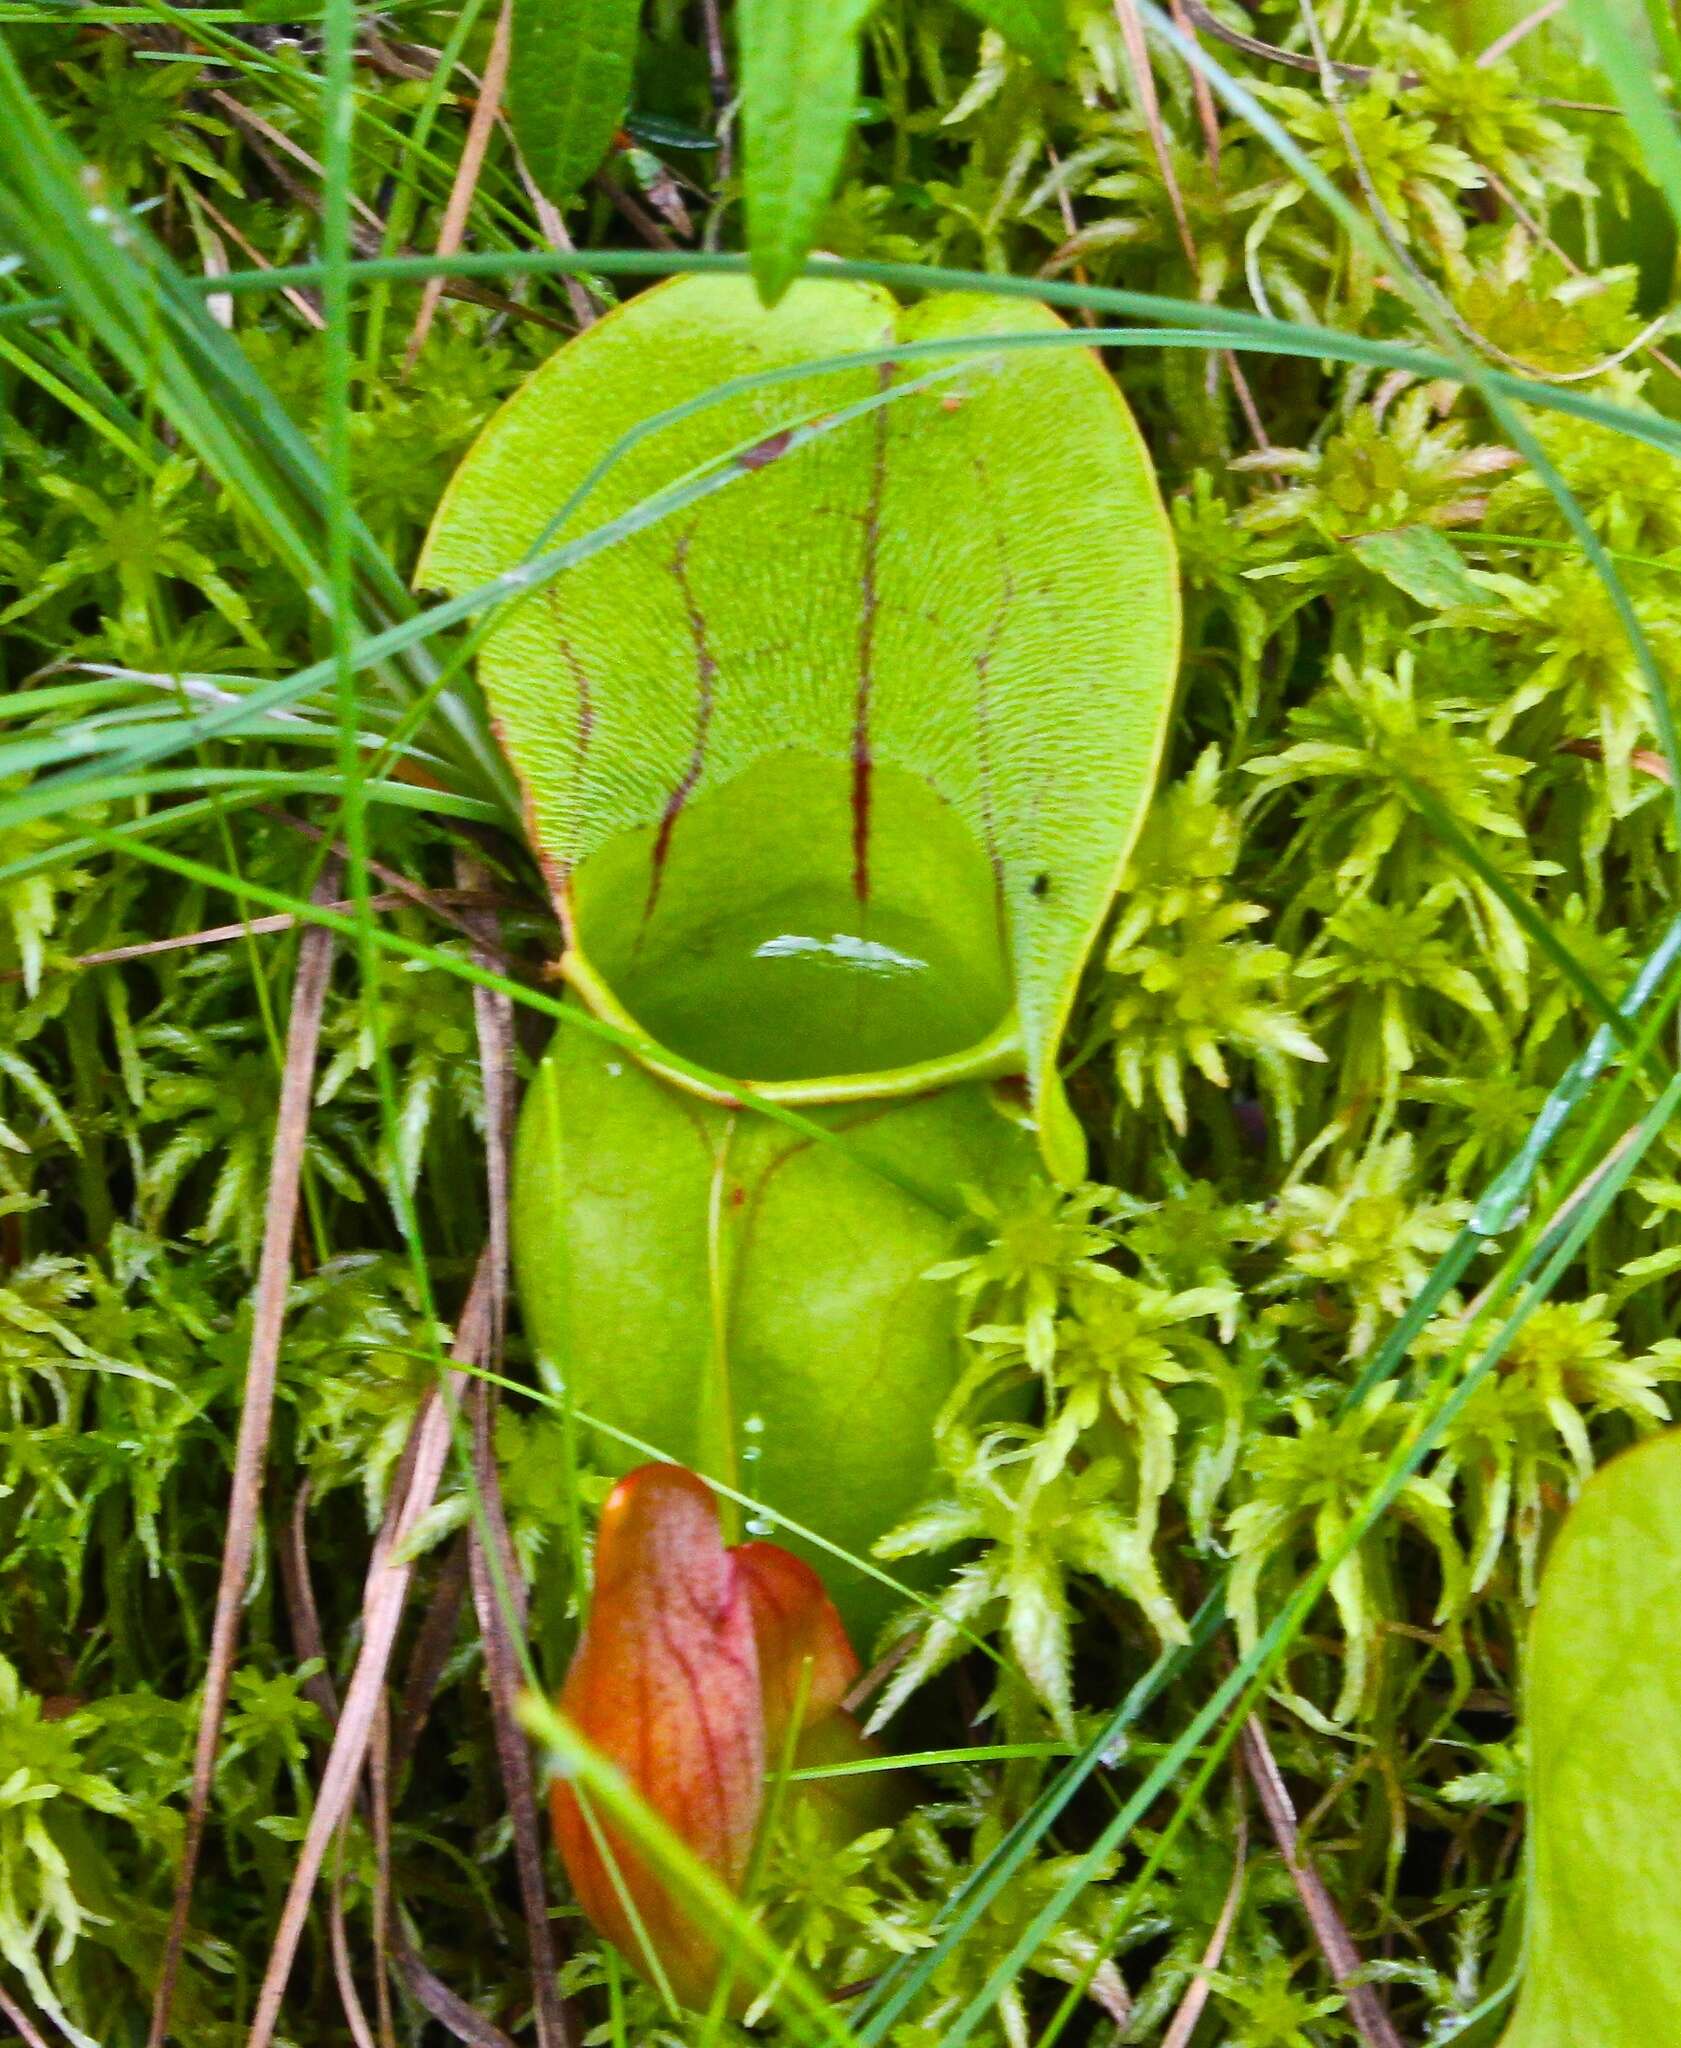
[419,273,1180,1637]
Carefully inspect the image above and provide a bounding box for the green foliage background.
[5,0,1681,2041]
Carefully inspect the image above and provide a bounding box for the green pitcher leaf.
[956,0,1069,72]
[508,0,640,205]
[514,1027,1036,1643]
[419,273,1179,1180]
[1503,1429,1681,2047]
[737,0,877,305]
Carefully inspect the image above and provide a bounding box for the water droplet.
[752,931,928,978]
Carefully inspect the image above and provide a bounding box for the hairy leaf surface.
[420,273,1179,1178]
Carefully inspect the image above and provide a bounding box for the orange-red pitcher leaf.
[549,1463,764,2006]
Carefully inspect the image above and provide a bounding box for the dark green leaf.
[623,108,720,150]
[508,0,640,206]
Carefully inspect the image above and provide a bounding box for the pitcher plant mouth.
[559,945,1025,1101]
[554,748,1026,1103]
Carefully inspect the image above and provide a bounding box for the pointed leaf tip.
[738,0,876,304]
[508,0,640,205]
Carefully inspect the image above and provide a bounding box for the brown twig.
[390,1533,472,1777]
[1291,0,1650,391]
[258,807,539,941]
[359,27,437,81]
[1117,0,1199,274]
[184,194,234,329]
[369,1695,400,2048]
[0,1983,55,2048]
[211,77,566,338]
[1167,0,1223,173]
[279,1494,385,2043]
[457,849,575,2048]
[328,1821,381,2048]
[403,0,513,373]
[146,867,341,2048]
[1176,0,1614,109]
[246,1254,496,2048]
[1161,1801,1248,2048]
[0,891,507,984]
[1240,1717,1404,2048]
[467,1446,574,2047]
[699,0,739,251]
[699,0,734,183]
[841,1626,920,1718]
[594,169,678,250]
[288,1343,513,2048]
[208,89,385,229]
[326,13,596,333]
[1040,142,1100,328]
[278,1482,343,1727]
[458,849,516,1346]
[390,1926,520,2048]
[1479,169,1681,390]
[1111,0,1275,454]
[506,137,601,329]
[191,188,326,329]
[1560,735,1676,785]
[1477,0,1565,67]
[281,1485,449,2044]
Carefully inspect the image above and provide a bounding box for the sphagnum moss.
[3,3,1681,2042]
